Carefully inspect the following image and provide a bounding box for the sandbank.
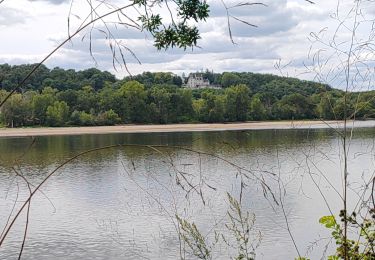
[0,120,374,137]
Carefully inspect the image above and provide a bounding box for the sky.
[0,0,373,86]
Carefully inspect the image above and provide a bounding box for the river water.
[0,126,374,259]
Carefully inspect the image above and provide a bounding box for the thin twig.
[12,168,32,260]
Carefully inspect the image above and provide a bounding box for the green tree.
[46,101,70,126]
[250,95,267,120]
[76,85,98,113]
[316,93,336,120]
[149,87,171,123]
[96,109,121,125]
[200,92,225,122]
[0,93,31,127]
[273,93,314,120]
[221,72,241,88]
[172,75,183,86]
[98,85,119,112]
[78,68,116,91]
[117,81,148,123]
[192,99,205,121]
[333,97,355,120]
[32,87,57,125]
[169,89,194,122]
[225,84,251,121]
[70,110,95,126]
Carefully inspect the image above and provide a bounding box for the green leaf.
[319,215,336,228]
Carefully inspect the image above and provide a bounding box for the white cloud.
[1,0,370,89]
[28,0,68,4]
[0,7,29,26]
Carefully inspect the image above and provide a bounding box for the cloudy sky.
[0,0,373,84]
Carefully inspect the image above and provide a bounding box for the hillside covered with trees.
[0,64,374,127]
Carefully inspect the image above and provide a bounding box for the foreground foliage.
[177,193,261,260]
[319,212,375,260]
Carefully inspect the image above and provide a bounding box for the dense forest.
[0,63,374,127]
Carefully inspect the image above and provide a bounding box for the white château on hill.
[183,73,221,89]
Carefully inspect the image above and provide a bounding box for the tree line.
[0,64,374,127]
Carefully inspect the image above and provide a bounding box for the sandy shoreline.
[0,120,374,137]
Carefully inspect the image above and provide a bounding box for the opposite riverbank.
[1,120,375,137]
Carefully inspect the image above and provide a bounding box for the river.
[0,126,374,259]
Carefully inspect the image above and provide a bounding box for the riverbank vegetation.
[1,64,375,127]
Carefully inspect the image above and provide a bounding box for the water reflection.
[0,128,343,167]
[0,128,374,259]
